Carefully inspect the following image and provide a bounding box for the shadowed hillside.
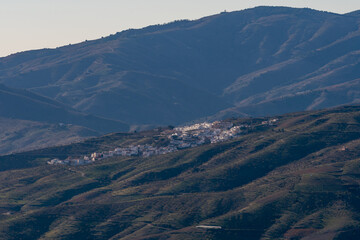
[0,84,129,154]
[1,7,360,126]
[1,106,360,239]
[0,84,128,133]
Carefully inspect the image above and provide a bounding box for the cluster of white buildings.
[170,121,245,146]
[48,121,249,166]
[111,145,177,158]
[47,156,92,166]
[261,118,278,126]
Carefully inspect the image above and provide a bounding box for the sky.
[1,0,360,57]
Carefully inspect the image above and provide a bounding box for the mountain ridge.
[1,7,360,126]
[1,6,360,127]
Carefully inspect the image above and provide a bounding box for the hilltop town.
[48,119,278,166]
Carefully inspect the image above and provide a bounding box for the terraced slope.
[1,106,360,239]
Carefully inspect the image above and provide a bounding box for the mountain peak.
[345,9,360,16]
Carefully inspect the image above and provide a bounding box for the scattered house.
[262,118,279,126]
[47,157,91,166]
[2,212,12,216]
[340,146,348,151]
[47,158,62,165]
[91,152,102,161]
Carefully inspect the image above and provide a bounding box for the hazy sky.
[1,0,360,57]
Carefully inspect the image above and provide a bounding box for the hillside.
[1,106,360,239]
[1,7,360,125]
[0,84,129,154]
[0,84,128,133]
[0,117,99,155]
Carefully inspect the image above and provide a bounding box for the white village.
[48,119,278,166]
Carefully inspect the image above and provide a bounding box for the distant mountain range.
[1,6,360,152]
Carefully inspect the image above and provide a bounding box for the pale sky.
[1,0,359,57]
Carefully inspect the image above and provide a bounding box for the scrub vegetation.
[1,105,360,239]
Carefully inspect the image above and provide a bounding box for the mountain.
[346,10,360,17]
[1,7,360,126]
[1,105,360,239]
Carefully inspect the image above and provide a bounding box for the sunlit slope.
[1,106,360,239]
